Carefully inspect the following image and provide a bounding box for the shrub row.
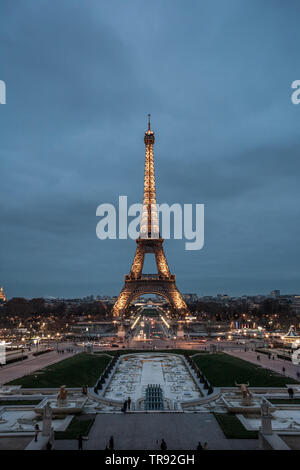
[32,348,53,357]
[94,353,120,393]
[255,348,292,362]
[277,354,292,362]
[7,355,28,365]
[185,353,214,394]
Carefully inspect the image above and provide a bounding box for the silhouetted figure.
[34,424,40,442]
[160,439,167,451]
[203,442,208,450]
[282,366,286,374]
[127,397,131,410]
[46,440,52,450]
[288,387,294,399]
[109,435,114,450]
[123,400,128,412]
[196,441,203,450]
[78,434,83,450]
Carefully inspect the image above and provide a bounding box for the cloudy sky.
[1,0,300,299]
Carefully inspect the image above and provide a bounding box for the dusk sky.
[1,0,300,299]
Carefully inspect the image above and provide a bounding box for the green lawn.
[269,399,300,404]
[193,353,299,387]
[0,400,41,406]
[214,413,258,439]
[7,353,111,388]
[55,416,95,440]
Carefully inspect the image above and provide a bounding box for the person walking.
[282,366,286,374]
[109,435,114,450]
[123,399,128,413]
[78,434,83,450]
[34,424,40,442]
[127,397,131,411]
[160,439,167,451]
[46,440,52,451]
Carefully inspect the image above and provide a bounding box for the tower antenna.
[148,113,151,131]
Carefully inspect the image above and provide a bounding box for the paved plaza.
[54,413,258,450]
[227,349,300,381]
[0,348,77,384]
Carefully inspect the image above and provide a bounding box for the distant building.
[282,325,300,346]
[70,321,116,338]
[270,290,280,298]
[183,294,198,302]
[0,287,6,303]
[292,296,300,315]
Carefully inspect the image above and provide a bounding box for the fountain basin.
[34,396,87,415]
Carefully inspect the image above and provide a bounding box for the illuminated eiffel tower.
[112,115,189,317]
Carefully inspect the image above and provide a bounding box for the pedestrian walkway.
[54,413,258,450]
[226,349,300,382]
[0,349,78,384]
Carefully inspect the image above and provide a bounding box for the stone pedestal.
[260,397,273,435]
[261,415,272,435]
[42,402,52,437]
[84,343,93,353]
[57,398,67,407]
[241,395,253,406]
[118,324,126,339]
[177,324,184,338]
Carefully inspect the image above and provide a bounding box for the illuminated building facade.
[282,325,300,346]
[0,287,6,303]
[112,116,189,317]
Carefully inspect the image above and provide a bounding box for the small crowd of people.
[158,439,208,451]
[196,441,208,450]
[57,347,76,354]
[78,435,208,451]
[256,353,300,379]
[121,396,131,412]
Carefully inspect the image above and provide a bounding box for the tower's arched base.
[112,276,188,318]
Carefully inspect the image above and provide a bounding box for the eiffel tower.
[112,115,189,317]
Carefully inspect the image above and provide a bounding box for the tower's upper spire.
[141,114,158,237]
[144,113,155,144]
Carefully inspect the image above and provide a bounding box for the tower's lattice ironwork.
[112,116,189,317]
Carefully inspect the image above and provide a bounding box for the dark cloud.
[0,0,300,298]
